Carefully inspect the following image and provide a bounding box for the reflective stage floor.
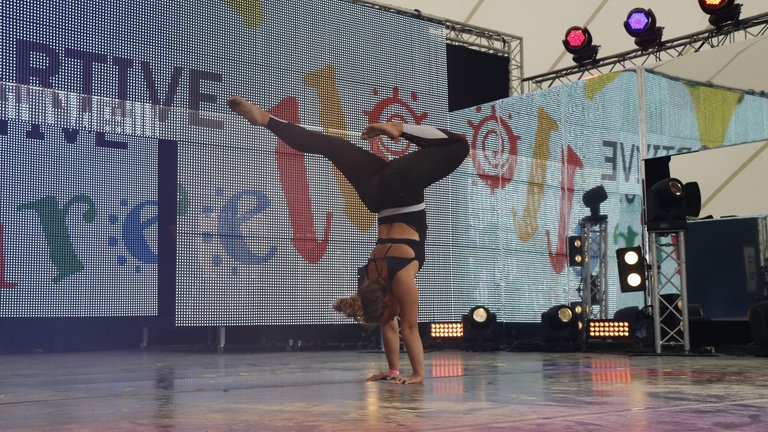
[1,348,767,431]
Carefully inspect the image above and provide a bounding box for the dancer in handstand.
[228,96,468,384]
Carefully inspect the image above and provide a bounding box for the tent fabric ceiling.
[649,34,768,94]
[366,0,767,79]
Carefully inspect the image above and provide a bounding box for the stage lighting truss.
[430,322,464,339]
[587,319,632,340]
[659,293,685,339]
[648,231,692,353]
[578,219,610,320]
[699,0,742,27]
[624,8,664,49]
[524,11,768,92]
[562,26,600,65]
[562,186,611,323]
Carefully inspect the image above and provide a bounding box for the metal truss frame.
[344,0,525,96]
[523,12,768,92]
[648,231,691,353]
[581,219,609,321]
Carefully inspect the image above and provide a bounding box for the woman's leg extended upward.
[379,126,469,196]
[227,96,388,211]
[228,97,468,208]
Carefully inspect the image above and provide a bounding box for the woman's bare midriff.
[377,222,419,241]
[368,222,419,282]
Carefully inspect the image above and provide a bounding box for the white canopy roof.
[649,34,768,94]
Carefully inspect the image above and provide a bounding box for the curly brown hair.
[333,278,390,324]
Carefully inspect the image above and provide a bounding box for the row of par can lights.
[564,0,743,64]
[431,304,637,345]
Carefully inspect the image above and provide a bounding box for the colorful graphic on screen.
[2,1,768,324]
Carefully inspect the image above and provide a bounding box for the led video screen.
[5,1,767,325]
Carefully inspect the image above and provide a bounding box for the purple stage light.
[624,8,663,49]
[627,11,650,33]
[624,8,656,37]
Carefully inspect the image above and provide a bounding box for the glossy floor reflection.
[1,349,767,431]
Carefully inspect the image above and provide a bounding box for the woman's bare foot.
[227,96,270,126]
[361,122,403,140]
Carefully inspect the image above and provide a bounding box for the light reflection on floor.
[1,349,767,431]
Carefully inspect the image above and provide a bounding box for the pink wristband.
[389,369,399,375]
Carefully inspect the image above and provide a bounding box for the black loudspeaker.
[686,217,765,320]
[446,44,509,112]
[748,301,768,345]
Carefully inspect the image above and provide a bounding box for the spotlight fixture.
[582,185,608,222]
[623,8,664,49]
[699,0,742,27]
[568,235,584,267]
[469,306,491,325]
[541,304,584,344]
[562,26,600,65]
[616,246,646,293]
[462,306,498,350]
[555,305,573,323]
[645,177,701,232]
